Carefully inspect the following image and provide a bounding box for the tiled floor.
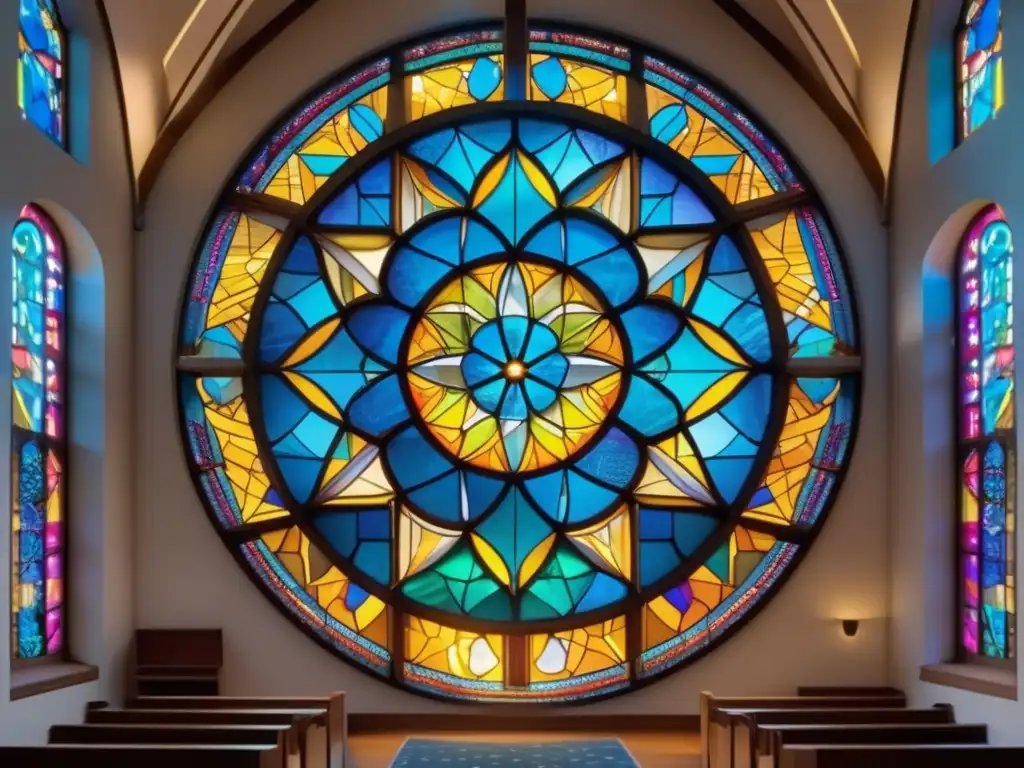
[348,731,701,768]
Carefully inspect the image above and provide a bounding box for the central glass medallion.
[407,258,625,473]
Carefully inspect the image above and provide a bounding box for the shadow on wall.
[918,199,995,665]
[27,199,107,668]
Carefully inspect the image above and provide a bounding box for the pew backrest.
[779,744,1024,768]
[0,743,280,768]
[765,724,987,768]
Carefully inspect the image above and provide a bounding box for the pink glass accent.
[963,607,980,653]
[962,522,980,552]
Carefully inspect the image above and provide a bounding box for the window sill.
[919,663,1017,701]
[10,661,99,701]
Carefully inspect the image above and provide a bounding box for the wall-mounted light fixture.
[841,619,860,638]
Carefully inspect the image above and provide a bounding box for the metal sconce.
[841,619,860,638]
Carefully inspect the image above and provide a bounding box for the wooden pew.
[128,694,345,768]
[0,743,282,767]
[760,724,987,768]
[87,708,327,768]
[50,723,299,768]
[779,744,1024,768]
[699,692,907,768]
[796,687,904,697]
[130,629,223,697]
[729,705,956,768]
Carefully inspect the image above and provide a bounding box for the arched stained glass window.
[18,0,66,146]
[177,25,861,702]
[11,204,66,661]
[957,204,1016,661]
[957,0,1003,143]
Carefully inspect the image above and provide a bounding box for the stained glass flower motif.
[177,29,861,703]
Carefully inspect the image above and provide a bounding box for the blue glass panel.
[476,489,553,586]
[385,427,455,490]
[347,303,409,364]
[260,375,309,441]
[500,382,528,420]
[471,320,506,359]
[499,317,531,358]
[575,248,640,307]
[618,376,681,437]
[524,323,559,362]
[565,469,620,524]
[721,373,772,442]
[408,471,462,523]
[410,216,463,264]
[643,328,739,372]
[620,305,682,362]
[346,373,410,437]
[475,153,555,244]
[462,218,507,262]
[640,158,714,226]
[319,157,393,226]
[462,352,502,387]
[650,104,688,143]
[296,329,368,373]
[522,220,566,262]
[574,573,629,613]
[532,56,568,98]
[468,57,502,100]
[387,247,452,308]
[463,471,505,521]
[524,469,568,522]
[575,427,639,489]
[314,507,392,584]
[565,219,620,265]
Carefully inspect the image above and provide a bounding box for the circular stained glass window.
[177,27,861,703]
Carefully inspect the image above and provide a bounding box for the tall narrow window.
[957,0,1003,142]
[11,204,66,661]
[17,0,66,146]
[958,204,1015,662]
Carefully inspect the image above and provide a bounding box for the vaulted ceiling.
[99,0,914,211]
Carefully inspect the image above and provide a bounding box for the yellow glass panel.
[529,617,626,682]
[686,371,749,421]
[690,318,749,367]
[283,372,342,420]
[743,379,839,524]
[529,54,627,122]
[405,616,504,681]
[519,534,556,587]
[408,56,505,121]
[569,507,631,578]
[260,527,388,644]
[398,507,460,580]
[197,379,286,524]
[283,318,341,367]
[748,209,833,338]
[265,86,388,204]
[204,215,281,345]
[646,84,773,203]
[471,533,512,587]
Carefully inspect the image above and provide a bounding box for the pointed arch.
[11,203,67,661]
[956,203,1015,662]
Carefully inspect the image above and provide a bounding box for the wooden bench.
[50,723,299,768]
[795,687,904,697]
[699,692,907,768]
[131,629,223,697]
[779,744,1024,768]
[760,724,987,768]
[129,694,346,768]
[729,705,956,768]
[0,743,282,767]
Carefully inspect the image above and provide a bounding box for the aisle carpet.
[389,738,640,767]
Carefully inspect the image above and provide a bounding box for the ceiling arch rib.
[108,0,910,218]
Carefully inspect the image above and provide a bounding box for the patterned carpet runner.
[389,738,640,767]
